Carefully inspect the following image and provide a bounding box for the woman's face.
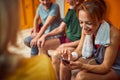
[79,10,100,35]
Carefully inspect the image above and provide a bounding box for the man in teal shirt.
[24,0,62,56]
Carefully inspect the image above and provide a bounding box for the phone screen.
[58,56,70,64]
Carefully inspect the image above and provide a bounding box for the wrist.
[71,52,78,60]
[35,35,39,40]
[44,34,47,37]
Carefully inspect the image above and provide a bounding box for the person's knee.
[24,36,32,47]
[31,46,39,55]
[52,53,60,65]
[39,42,50,51]
[75,71,86,80]
[57,44,65,50]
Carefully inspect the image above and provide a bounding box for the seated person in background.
[24,0,62,56]
[0,0,57,80]
[59,0,120,80]
[38,0,84,79]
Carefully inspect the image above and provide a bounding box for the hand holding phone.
[58,56,70,64]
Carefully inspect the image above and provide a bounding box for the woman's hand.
[58,49,75,61]
[70,61,83,70]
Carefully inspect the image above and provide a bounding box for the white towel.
[95,21,110,45]
[82,21,110,59]
[82,35,93,59]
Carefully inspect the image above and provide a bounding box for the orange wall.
[64,0,69,16]
[20,0,40,30]
[105,0,120,30]
[20,0,120,30]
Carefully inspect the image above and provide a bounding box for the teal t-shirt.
[63,9,82,41]
[37,3,62,34]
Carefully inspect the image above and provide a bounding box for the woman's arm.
[81,26,120,74]
[74,29,85,57]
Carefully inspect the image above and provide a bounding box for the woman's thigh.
[75,69,120,80]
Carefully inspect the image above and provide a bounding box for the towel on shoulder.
[82,21,110,59]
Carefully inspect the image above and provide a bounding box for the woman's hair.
[0,0,20,53]
[78,0,107,22]
[76,0,85,17]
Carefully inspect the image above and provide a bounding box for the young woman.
[24,0,62,56]
[60,0,120,80]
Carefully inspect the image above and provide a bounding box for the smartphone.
[58,56,70,64]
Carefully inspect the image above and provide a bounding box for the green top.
[63,9,82,41]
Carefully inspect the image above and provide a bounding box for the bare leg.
[51,50,61,80]
[51,47,75,80]
[75,69,120,80]
[43,38,60,50]
[38,38,60,56]
[60,61,71,80]
[38,48,48,55]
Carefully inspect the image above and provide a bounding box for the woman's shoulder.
[111,26,120,37]
[110,26,120,44]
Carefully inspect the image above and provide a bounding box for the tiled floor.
[8,28,32,57]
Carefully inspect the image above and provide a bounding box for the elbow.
[102,67,111,73]
[57,27,64,33]
[99,64,111,73]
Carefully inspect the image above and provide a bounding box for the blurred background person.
[0,0,56,80]
[24,0,62,56]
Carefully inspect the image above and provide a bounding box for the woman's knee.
[75,71,87,80]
